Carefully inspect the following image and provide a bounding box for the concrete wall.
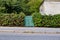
[40,2,60,15]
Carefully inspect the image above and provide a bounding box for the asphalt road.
[0,33,60,40]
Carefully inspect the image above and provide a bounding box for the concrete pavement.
[0,27,60,34]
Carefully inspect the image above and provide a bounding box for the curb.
[0,27,60,34]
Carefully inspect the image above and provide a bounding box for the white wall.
[40,2,60,15]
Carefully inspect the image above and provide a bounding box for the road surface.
[0,33,60,40]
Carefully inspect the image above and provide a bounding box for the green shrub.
[32,12,42,27]
[32,12,60,27]
[41,15,60,27]
[0,7,6,13]
[0,0,42,15]
[0,12,25,26]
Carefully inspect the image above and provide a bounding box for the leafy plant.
[0,12,25,26]
[0,0,43,15]
[32,12,42,27]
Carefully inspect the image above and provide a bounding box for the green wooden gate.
[24,16,34,27]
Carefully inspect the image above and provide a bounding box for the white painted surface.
[40,2,60,15]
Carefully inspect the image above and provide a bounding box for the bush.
[32,12,42,27]
[32,13,60,27]
[0,0,42,15]
[0,12,25,26]
[41,15,60,27]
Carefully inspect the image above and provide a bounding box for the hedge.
[32,12,60,27]
[41,15,60,27]
[0,12,60,27]
[0,12,25,26]
[32,12,42,27]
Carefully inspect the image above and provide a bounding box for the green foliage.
[27,0,42,13]
[32,13,60,27]
[19,0,31,15]
[32,12,42,27]
[0,12,25,26]
[42,15,60,27]
[0,0,42,15]
[0,7,6,13]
